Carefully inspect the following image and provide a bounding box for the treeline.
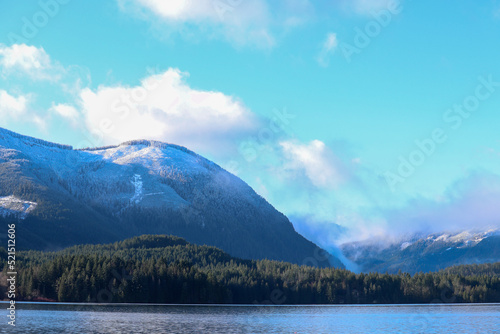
[1,235,499,304]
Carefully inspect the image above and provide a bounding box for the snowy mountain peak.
[82,139,222,178]
[426,229,499,248]
[83,140,203,161]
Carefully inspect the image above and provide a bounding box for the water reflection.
[2,303,499,334]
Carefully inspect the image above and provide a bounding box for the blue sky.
[1,0,500,246]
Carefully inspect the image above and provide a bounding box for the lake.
[2,303,499,333]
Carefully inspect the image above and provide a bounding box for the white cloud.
[0,90,28,116]
[280,139,345,189]
[0,44,60,80]
[80,68,258,153]
[31,115,48,130]
[0,44,50,70]
[317,32,338,67]
[0,90,46,129]
[51,103,80,125]
[117,0,314,48]
[323,33,338,51]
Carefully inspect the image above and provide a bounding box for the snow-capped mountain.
[0,127,343,268]
[341,229,500,273]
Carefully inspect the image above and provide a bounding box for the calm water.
[1,303,499,333]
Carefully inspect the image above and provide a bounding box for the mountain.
[0,127,344,268]
[341,229,500,274]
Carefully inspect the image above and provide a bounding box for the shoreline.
[2,301,499,307]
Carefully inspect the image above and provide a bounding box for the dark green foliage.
[440,262,500,277]
[2,235,499,304]
[0,247,6,271]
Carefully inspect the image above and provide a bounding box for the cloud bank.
[80,68,258,153]
[383,171,500,235]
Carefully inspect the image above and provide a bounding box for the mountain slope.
[341,229,500,274]
[0,127,343,268]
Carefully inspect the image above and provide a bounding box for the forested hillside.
[2,235,499,304]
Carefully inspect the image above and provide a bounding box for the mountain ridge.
[0,127,344,268]
[341,228,500,273]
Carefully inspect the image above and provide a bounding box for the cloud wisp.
[317,32,338,67]
[346,0,401,16]
[50,103,80,126]
[280,139,345,189]
[331,171,500,246]
[117,0,314,48]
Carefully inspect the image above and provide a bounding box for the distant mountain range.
[0,127,343,268]
[341,229,500,274]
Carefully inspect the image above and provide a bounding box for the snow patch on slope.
[0,195,37,219]
[400,242,412,250]
[130,174,143,204]
[428,229,498,247]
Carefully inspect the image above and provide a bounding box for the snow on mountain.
[0,127,343,267]
[400,242,412,250]
[427,230,494,247]
[0,130,252,214]
[89,140,212,177]
[0,195,37,220]
[130,174,144,204]
[341,228,500,273]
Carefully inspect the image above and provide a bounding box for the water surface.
[2,302,499,333]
